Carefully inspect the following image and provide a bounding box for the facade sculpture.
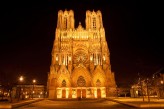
[47,10,116,99]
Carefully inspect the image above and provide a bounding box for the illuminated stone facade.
[47,10,116,99]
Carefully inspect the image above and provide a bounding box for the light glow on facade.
[47,10,116,99]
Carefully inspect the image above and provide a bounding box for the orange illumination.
[47,9,117,99]
[94,88,97,98]
[19,76,24,82]
[33,79,36,83]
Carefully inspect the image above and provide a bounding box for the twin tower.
[47,10,116,99]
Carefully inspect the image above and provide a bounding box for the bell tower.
[85,10,103,30]
[57,10,75,30]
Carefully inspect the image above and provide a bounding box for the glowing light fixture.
[19,76,24,82]
[56,55,58,61]
[161,80,164,84]
[90,56,93,61]
[103,55,105,61]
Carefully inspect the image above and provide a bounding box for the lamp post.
[146,78,150,102]
[18,76,24,101]
[32,79,36,99]
[116,85,118,98]
[161,80,164,84]
[152,75,156,98]
[160,80,164,98]
[139,77,144,101]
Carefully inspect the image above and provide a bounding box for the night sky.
[0,1,163,87]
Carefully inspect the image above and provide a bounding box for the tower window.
[64,17,67,29]
[93,17,96,29]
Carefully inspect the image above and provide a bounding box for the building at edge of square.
[47,10,117,99]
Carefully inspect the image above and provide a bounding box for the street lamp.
[160,80,164,98]
[116,85,118,98]
[161,80,163,85]
[18,76,24,101]
[19,76,24,82]
[139,77,144,101]
[32,79,36,99]
[146,78,150,102]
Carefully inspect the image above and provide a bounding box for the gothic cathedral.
[47,10,116,99]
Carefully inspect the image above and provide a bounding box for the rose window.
[77,76,86,87]
[62,80,66,87]
[96,79,101,87]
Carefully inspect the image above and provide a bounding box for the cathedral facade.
[47,10,116,99]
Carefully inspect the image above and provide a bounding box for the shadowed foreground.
[17,99,137,109]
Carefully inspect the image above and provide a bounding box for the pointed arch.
[72,65,91,87]
[92,65,106,87]
[57,65,71,87]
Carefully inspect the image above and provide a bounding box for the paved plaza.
[108,97,164,108]
[0,97,164,109]
[16,99,137,109]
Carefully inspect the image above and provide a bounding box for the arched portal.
[76,76,87,98]
[71,65,91,87]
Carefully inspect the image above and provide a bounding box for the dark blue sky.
[0,0,163,86]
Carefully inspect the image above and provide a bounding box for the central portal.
[77,88,86,98]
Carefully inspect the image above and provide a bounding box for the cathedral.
[47,10,116,99]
